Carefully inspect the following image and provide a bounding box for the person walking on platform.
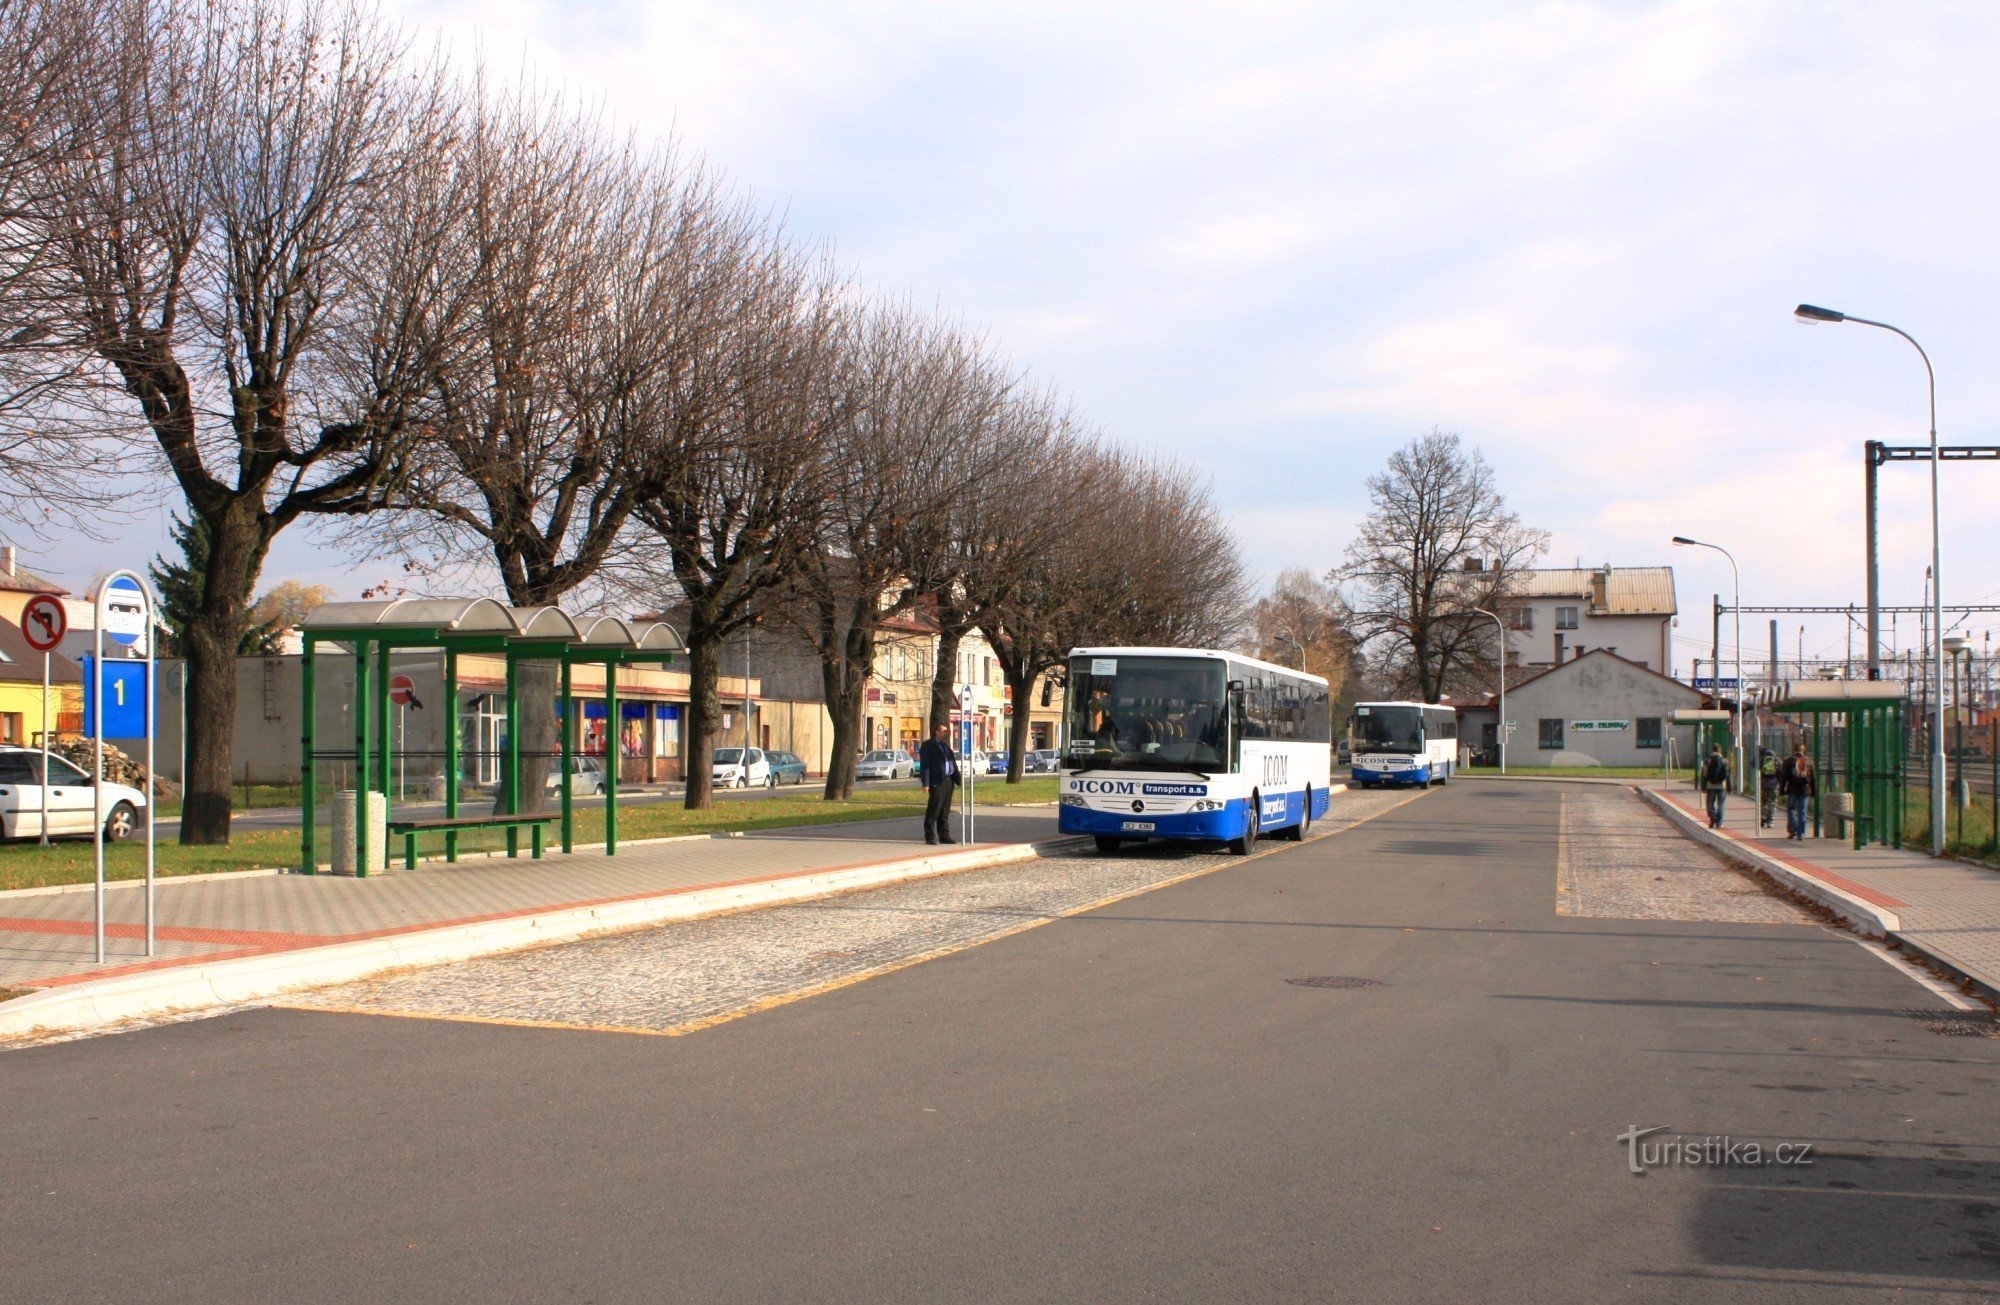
[1778,742,1817,841]
[1757,747,1779,828]
[1701,745,1731,828]
[919,723,961,845]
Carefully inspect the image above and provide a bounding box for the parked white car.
[855,749,914,780]
[0,746,148,841]
[712,746,772,788]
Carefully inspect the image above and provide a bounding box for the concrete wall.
[1501,652,1704,767]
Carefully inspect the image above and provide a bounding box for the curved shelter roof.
[571,615,687,652]
[303,598,683,654]
[306,598,521,633]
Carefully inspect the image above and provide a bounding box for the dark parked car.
[1023,748,1060,773]
[766,749,809,785]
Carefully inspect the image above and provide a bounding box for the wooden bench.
[386,813,557,870]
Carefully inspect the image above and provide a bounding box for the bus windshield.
[1351,704,1424,754]
[1064,655,1227,773]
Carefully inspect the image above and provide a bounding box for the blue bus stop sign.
[102,575,148,649]
[82,656,151,739]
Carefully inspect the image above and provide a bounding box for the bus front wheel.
[1228,794,1260,856]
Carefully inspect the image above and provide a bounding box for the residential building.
[1501,565,1677,673]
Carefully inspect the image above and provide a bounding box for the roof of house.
[1457,647,1703,709]
[0,558,66,596]
[0,617,82,684]
[1511,566,1677,616]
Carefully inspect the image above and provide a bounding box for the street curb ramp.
[0,836,1094,1043]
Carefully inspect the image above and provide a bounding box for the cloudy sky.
[26,0,2000,675]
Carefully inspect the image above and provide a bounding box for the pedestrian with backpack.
[1778,743,1817,841]
[1701,745,1731,828]
[1757,747,1779,828]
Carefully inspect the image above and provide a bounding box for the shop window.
[1637,717,1663,750]
[1538,718,1564,750]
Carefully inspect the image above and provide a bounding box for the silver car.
[854,749,913,780]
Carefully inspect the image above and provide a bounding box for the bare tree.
[626,243,850,810]
[343,89,741,809]
[0,0,139,526]
[1243,566,1363,719]
[27,0,463,842]
[1332,428,1546,702]
[784,304,1001,800]
[980,425,1105,777]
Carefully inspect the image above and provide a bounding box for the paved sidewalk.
[0,808,1059,991]
[1646,783,2000,1001]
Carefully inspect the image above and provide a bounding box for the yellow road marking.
[273,787,1438,1039]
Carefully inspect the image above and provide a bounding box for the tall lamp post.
[1672,536,1743,793]
[1471,607,1507,774]
[1795,303,1946,855]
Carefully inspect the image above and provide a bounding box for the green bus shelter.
[299,599,685,875]
[1765,680,1908,850]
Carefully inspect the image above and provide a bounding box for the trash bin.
[330,790,387,876]
[426,772,448,802]
[1825,790,1854,840]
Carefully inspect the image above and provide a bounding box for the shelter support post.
[445,647,460,863]
[375,642,392,838]
[301,638,317,873]
[505,652,521,857]
[561,659,574,854]
[354,637,372,876]
[606,665,619,856]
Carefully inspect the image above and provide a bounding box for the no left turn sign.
[21,594,65,652]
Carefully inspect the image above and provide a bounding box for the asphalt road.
[7,782,1999,1301]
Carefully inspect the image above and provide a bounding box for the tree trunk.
[929,625,965,736]
[818,617,876,801]
[177,505,268,843]
[681,628,722,810]
[505,662,559,815]
[1004,667,1037,782]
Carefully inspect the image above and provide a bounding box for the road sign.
[21,594,65,652]
[82,656,150,738]
[389,674,418,708]
[1690,677,1739,690]
[102,575,148,650]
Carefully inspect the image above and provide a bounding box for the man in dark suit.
[919,723,960,845]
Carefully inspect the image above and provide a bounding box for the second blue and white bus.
[1058,647,1333,853]
[1348,701,1458,787]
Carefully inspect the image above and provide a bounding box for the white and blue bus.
[1348,701,1458,787]
[1058,647,1333,853]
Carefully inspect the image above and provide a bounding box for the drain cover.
[1287,976,1385,990]
[1904,1009,2000,1038]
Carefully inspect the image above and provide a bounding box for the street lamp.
[1471,607,1507,774]
[1672,536,1743,794]
[1795,302,1946,855]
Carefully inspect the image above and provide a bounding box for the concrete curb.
[0,835,1093,1042]
[1640,787,1902,936]
[1462,773,1671,788]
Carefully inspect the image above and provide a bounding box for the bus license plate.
[1121,821,1155,832]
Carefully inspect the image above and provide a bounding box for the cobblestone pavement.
[280,786,1428,1033]
[1557,786,1816,925]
